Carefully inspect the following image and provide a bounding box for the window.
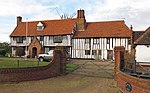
[107,38,110,44]
[85,50,90,55]
[98,50,101,55]
[16,37,23,43]
[40,36,44,41]
[93,39,99,44]
[53,36,62,43]
[128,38,131,45]
[92,50,97,55]
[85,39,90,44]
[37,22,44,31]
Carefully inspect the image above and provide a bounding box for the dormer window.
[37,22,44,31]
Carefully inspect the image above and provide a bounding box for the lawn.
[0,58,50,68]
[66,63,79,73]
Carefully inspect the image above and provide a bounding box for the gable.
[135,27,150,45]
[28,36,42,48]
[133,31,145,42]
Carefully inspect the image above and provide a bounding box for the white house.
[10,17,76,58]
[134,27,150,63]
[71,10,132,60]
[10,9,132,59]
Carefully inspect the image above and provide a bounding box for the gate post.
[114,46,125,80]
[55,46,67,75]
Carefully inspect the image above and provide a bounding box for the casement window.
[37,22,44,31]
[92,50,97,55]
[53,36,63,43]
[85,39,90,44]
[98,50,102,55]
[16,37,23,43]
[40,36,44,41]
[107,38,110,44]
[128,38,131,45]
[85,50,90,55]
[93,39,99,44]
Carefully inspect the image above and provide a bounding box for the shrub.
[124,49,135,69]
[15,47,25,57]
[0,49,6,56]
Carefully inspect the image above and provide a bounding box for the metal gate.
[70,60,114,78]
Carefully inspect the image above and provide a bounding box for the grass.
[66,63,79,73]
[0,59,50,68]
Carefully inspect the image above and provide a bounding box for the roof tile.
[10,19,76,36]
[73,21,132,38]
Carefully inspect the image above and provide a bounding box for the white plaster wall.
[136,45,150,63]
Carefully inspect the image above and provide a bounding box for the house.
[10,9,132,59]
[72,10,132,60]
[10,17,76,57]
[134,27,150,63]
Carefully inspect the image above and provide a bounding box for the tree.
[15,47,25,57]
[0,42,11,56]
[0,49,6,56]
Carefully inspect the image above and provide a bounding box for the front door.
[32,47,37,58]
[107,50,113,60]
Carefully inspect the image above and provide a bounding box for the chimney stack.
[130,25,133,31]
[76,9,86,31]
[77,9,85,19]
[17,16,22,25]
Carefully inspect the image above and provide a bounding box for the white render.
[135,45,150,63]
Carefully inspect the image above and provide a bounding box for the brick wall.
[114,46,150,93]
[0,46,67,82]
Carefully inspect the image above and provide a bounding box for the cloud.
[0,0,150,42]
[83,0,150,30]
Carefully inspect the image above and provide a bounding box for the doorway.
[32,47,37,58]
[107,50,113,60]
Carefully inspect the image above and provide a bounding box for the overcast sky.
[0,0,150,42]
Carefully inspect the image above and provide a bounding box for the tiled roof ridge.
[21,18,76,23]
[87,20,124,23]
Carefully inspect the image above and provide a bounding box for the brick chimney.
[17,16,22,25]
[76,9,86,31]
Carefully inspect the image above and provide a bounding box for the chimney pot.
[77,9,85,19]
[130,25,133,30]
[17,16,22,25]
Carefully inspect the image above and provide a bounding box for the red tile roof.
[10,19,76,36]
[73,21,132,38]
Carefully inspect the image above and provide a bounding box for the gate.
[70,60,114,78]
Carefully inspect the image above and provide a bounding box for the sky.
[0,0,150,42]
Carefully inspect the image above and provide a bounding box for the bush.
[124,49,135,69]
[0,49,6,56]
[15,47,25,57]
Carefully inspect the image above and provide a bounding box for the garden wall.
[114,46,150,93]
[0,46,67,82]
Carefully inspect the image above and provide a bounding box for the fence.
[0,59,50,68]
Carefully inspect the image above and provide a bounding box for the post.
[55,46,67,75]
[114,46,125,80]
[25,18,28,60]
[17,60,20,68]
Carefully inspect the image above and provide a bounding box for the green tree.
[0,42,11,56]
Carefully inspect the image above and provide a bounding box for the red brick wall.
[114,46,150,93]
[0,46,67,82]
